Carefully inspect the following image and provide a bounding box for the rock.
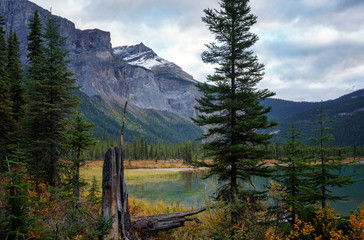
[0,0,202,120]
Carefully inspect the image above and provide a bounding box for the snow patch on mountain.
[127,52,169,69]
[113,43,169,70]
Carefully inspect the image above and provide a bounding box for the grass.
[80,160,185,194]
[124,159,196,169]
[124,170,181,184]
[127,196,229,240]
[127,196,272,240]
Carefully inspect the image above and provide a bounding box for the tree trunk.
[101,147,121,239]
[101,102,133,240]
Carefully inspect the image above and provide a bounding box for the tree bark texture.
[101,147,134,239]
[131,207,206,232]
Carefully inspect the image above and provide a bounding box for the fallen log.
[131,207,206,232]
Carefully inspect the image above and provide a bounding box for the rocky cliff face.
[0,0,201,119]
[114,43,201,118]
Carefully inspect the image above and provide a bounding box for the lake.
[127,165,364,215]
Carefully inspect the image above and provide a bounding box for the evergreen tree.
[25,14,79,186]
[274,121,307,226]
[42,14,80,186]
[24,10,45,186]
[274,138,282,160]
[149,144,154,160]
[6,31,24,122]
[87,175,101,204]
[303,106,356,208]
[0,13,7,83]
[140,136,144,160]
[132,136,138,160]
[193,0,276,204]
[60,110,96,206]
[26,10,43,64]
[352,144,357,160]
[183,140,192,164]
[0,13,15,171]
[144,139,148,160]
[0,150,33,239]
[163,141,168,160]
[125,143,130,160]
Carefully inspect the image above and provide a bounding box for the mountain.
[1,0,363,146]
[262,89,364,146]
[113,43,201,119]
[113,43,170,70]
[0,0,202,143]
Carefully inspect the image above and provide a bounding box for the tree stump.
[101,147,133,239]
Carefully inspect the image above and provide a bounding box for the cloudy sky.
[30,0,364,102]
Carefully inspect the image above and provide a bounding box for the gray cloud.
[251,0,364,100]
[31,0,364,101]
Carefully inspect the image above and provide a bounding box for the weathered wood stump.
[101,147,133,239]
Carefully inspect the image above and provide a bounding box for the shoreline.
[85,158,364,172]
[126,161,364,171]
[127,167,208,172]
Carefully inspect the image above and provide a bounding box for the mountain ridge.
[1,0,363,145]
[0,0,200,119]
[0,0,203,143]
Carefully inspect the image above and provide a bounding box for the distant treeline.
[266,141,364,160]
[85,136,364,162]
[87,137,204,163]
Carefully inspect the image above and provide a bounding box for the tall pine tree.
[41,14,79,186]
[25,9,43,97]
[24,10,46,186]
[0,13,15,171]
[303,106,356,208]
[25,13,79,186]
[6,31,24,122]
[26,10,43,64]
[274,121,307,226]
[193,0,276,201]
[60,110,95,207]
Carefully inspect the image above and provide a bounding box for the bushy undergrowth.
[2,170,364,239]
[128,185,364,240]
[0,178,110,240]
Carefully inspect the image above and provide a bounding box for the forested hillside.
[77,90,202,144]
[263,89,364,145]
[79,87,364,146]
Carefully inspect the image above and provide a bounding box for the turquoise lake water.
[127,165,364,215]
